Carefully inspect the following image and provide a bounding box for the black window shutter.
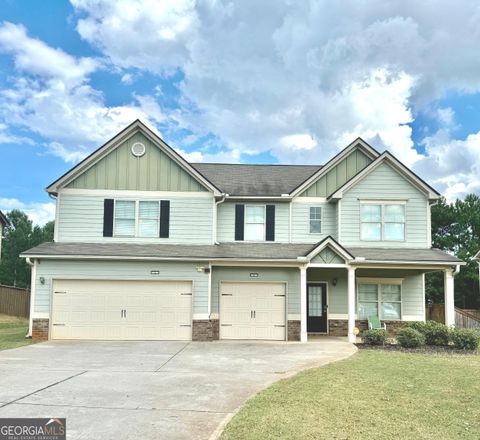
[160,200,170,238]
[103,199,114,237]
[266,205,275,241]
[235,204,245,241]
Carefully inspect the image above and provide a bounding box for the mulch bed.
[355,343,479,355]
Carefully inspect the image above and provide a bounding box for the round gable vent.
[131,142,146,157]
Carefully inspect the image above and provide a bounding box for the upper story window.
[309,207,322,233]
[244,206,265,241]
[360,203,405,241]
[114,200,160,238]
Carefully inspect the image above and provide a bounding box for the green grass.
[0,314,37,351]
[221,350,480,440]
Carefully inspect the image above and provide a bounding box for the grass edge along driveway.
[0,314,37,351]
[221,350,480,440]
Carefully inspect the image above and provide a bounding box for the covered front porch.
[297,239,464,342]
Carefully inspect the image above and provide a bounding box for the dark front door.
[307,283,328,333]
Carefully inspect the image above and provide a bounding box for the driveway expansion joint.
[155,342,190,372]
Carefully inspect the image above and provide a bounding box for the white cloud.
[281,134,317,151]
[0,198,55,226]
[0,22,169,163]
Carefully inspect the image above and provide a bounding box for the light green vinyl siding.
[34,260,209,314]
[300,149,372,197]
[217,202,289,242]
[57,193,214,244]
[308,268,425,319]
[66,132,208,192]
[291,202,337,242]
[340,162,429,247]
[211,266,300,315]
[311,247,345,264]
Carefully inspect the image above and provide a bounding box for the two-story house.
[22,120,463,342]
[0,210,9,259]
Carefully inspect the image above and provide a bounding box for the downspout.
[453,264,460,276]
[213,193,228,245]
[25,257,36,338]
[207,261,212,319]
[49,193,58,242]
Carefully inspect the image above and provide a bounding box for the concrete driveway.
[0,339,355,439]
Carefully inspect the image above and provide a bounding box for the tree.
[426,195,480,308]
[0,210,54,288]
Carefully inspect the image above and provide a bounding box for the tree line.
[0,196,479,307]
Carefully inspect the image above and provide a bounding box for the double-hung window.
[357,281,402,320]
[309,207,322,233]
[360,203,405,241]
[245,206,265,241]
[114,200,160,237]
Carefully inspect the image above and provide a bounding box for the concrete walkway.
[0,338,355,439]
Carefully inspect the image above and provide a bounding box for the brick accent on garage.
[32,319,49,341]
[328,319,407,337]
[287,320,301,341]
[192,319,219,341]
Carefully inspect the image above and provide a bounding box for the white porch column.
[27,258,37,337]
[300,265,308,342]
[444,268,455,327]
[347,266,356,343]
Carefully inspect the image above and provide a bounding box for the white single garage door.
[51,279,192,340]
[220,282,286,340]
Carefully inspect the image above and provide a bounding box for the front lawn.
[221,350,480,440]
[0,314,36,351]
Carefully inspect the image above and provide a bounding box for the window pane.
[358,302,379,319]
[139,201,159,219]
[382,302,401,320]
[358,284,378,301]
[139,219,159,237]
[245,223,264,240]
[361,223,381,240]
[115,201,135,218]
[310,220,321,233]
[384,223,405,240]
[310,207,322,220]
[381,284,401,302]
[114,219,135,236]
[384,204,405,222]
[246,206,264,223]
[308,286,323,317]
[361,205,381,222]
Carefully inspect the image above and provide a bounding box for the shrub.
[407,320,449,346]
[362,329,387,345]
[450,328,480,350]
[397,328,425,348]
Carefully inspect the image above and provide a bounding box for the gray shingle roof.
[191,163,322,196]
[22,242,463,265]
[347,247,463,264]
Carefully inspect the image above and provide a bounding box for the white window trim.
[113,200,161,238]
[309,206,322,234]
[244,205,266,241]
[360,201,406,242]
[356,278,403,321]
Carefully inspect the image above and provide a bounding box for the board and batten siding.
[56,192,214,244]
[211,266,301,317]
[309,268,425,320]
[291,201,337,243]
[216,202,289,242]
[33,260,209,315]
[66,132,208,192]
[340,162,429,248]
[300,149,372,197]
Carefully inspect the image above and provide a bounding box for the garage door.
[51,279,192,340]
[220,282,286,340]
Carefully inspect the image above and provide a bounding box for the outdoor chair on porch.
[368,316,387,331]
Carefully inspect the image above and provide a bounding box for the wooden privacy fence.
[0,285,30,317]
[455,307,480,329]
[425,304,445,323]
[426,303,480,329]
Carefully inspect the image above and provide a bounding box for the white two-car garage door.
[51,279,192,340]
[220,282,286,340]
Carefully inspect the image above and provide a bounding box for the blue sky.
[1,0,480,224]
